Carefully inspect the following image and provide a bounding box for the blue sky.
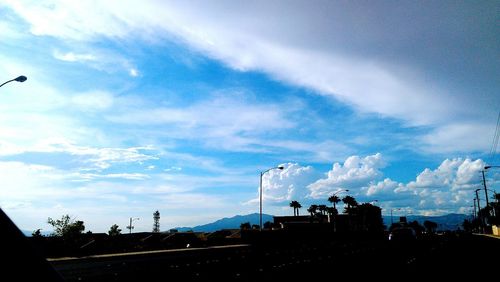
[0,1,498,233]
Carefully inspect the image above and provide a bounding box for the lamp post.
[333,189,349,197]
[259,165,284,231]
[127,217,140,234]
[0,76,27,88]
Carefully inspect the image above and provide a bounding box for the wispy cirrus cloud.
[6,0,497,153]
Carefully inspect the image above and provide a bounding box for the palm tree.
[240,222,251,230]
[289,200,302,216]
[326,207,338,216]
[318,205,328,215]
[328,195,341,209]
[342,195,358,210]
[307,204,318,216]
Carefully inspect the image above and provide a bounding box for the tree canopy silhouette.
[240,222,251,230]
[342,195,358,213]
[47,214,85,239]
[289,200,302,216]
[423,220,438,233]
[327,195,341,209]
[108,224,122,236]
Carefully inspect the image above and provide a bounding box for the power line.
[488,111,500,163]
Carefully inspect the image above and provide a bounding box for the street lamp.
[259,165,284,231]
[127,217,140,234]
[333,189,349,196]
[0,76,27,88]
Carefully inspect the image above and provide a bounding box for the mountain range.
[383,213,469,231]
[175,213,274,232]
[175,212,469,232]
[20,212,470,236]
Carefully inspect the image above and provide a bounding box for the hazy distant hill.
[21,230,52,237]
[176,213,469,233]
[382,213,469,231]
[175,213,274,232]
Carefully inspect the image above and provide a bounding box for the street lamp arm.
[333,189,349,196]
[0,76,27,88]
[485,165,500,170]
[262,166,285,175]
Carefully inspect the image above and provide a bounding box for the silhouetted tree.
[32,229,43,238]
[307,204,318,216]
[409,220,424,236]
[108,224,122,236]
[251,224,260,230]
[263,221,274,230]
[318,205,328,215]
[491,193,500,225]
[47,214,85,239]
[328,195,341,209]
[153,210,160,233]
[342,196,358,213]
[326,207,338,216]
[289,200,302,216]
[240,222,251,230]
[351,203,383,232]
[423,220,438,233]
[462,219,473,233]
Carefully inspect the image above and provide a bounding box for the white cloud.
[71,90,114,111]
[308,153,385,198]
[129,68,139,77]
[107,95,297,152]
[4,1,496,153]
[245,163,319,206]
[53,50,96,62]
[77,173,150,181]
[365,178,402,197]
[406,158,484,191]
[420,123,494,153]
[164,166,182,172]
[251,154,487,216]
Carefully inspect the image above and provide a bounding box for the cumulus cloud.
[255,154,486,216]
[308,153,385,198]
[254,163,320,204]
[365,178,402,197]
[406,158,484,191]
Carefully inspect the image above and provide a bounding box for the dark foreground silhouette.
[48,231,499,281]
[3,208,499,281]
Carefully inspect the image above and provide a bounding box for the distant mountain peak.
[175,213,274,232]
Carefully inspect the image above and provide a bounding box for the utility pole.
[473,198,477,219]
[475,189,483,233]
[127,217,139,234]
[481,170,490,214]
